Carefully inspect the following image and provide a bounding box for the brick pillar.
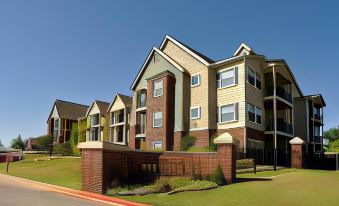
[173,131,184,151]
[214,132,238,184]
[289,137,305,169]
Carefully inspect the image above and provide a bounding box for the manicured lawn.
[0,154,81,189]
[124,169,339,206]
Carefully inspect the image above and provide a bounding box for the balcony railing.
[313,114,322,120]
[266,86,292,103]
[266,119,293,134]
[313,136,322,144]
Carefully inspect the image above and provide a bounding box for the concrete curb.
[0,173,149,206]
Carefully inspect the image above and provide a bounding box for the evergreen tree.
[10,134,25,150]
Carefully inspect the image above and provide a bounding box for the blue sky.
[0,0,338,146]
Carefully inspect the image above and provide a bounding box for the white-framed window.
[247,103,262,124]
[191,74,200,87]
[219,103,238,123]
[217,67,237,88]
[153,140,163,149]
[91,114,100,126]
[153,111,163,127]
[190,106,201,119]
[247,67,261,90]
[154,80,163,97]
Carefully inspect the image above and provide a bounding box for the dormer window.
[154,80,163,97]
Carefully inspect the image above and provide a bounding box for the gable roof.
[130,47,185,90]
[86,100,110,117]
[233,43,256,56]
[107,93,133,112]
[266,59,303,97]
[160,35,214,65]
[301,94,326,107]
[47,100,89,122]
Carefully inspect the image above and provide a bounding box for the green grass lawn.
[0,154,81,190]
[124,169,339,206]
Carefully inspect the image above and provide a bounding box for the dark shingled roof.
[117,94,132,106]
[94,100,110,114]
[172,37,215,64]
[48,100,89,122]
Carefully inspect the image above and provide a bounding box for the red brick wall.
[189,129,211,148]
[146,73,176,150]
[81,142,236,193]
[173,131,185,151]
[128,125,136,149]
[216,127,245,148]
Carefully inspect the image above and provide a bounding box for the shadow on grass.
[235,177,272,183]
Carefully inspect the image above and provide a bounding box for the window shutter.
[235,103,239,120]
[234,67,238,84]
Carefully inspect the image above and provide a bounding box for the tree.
[69,122,80,155]
[10,134,25,150]
[33,135,53,150]
[324,128,339,141]
[326,139,339,152]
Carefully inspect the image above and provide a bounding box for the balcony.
[313,136,322,144]
[266,86,292,103]
[266,119,293,135]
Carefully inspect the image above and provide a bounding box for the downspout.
[243,54,247,155]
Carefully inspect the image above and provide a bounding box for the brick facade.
[80,141,236,193]
[189,129,214,148]
[173,131,185,151]
[146,72,176,150]
[216,127,246,149]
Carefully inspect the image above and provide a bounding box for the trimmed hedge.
[167,180,218,195]
[53,142,73,156]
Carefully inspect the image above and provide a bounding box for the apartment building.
[128,35,325,154]
[47,100,89,144]
[294,94,326,154]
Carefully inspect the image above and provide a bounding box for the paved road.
[0,174,108,206]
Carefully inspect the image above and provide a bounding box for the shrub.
[153,177,172,192]
[327,139,339,152]
[33,135,53,150]
[78,118,87,143]
[181,136,196,151]
[53,142,73,155]
[69,122,80,155]
[237,159,254,169]
[208,165,227,186]
[167,180,218,195]
[168,177,192,189]
[209,135,218,151]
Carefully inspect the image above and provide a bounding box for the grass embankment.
[124,169,339,206]
[0,154,81,189]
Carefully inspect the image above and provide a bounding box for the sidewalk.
[0,173,149,206]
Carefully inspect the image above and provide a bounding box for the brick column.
[214,132,238,184]
[289,137,305,169]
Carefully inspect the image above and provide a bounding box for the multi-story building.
[294,94,326,154]
[128,35,325,156]
[47,100,89,144]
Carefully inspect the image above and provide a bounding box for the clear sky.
[0,0,338,146]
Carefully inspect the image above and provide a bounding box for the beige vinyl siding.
[51,105,59,119]
[216,60,246,129]
[162,40,210,130]
[110,96,125,112]
[245,58,265,131]
[88,103,100,116]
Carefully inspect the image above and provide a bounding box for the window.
[137,89,147,108]
[247,68,255,86]
[190,106,201,119]
[91,114,100,126]
[54,119,59,130]
[248,103,255,122]
[256,72,262,90]
[154,80,163,97]
[91,127,100,141]
[191,74,200,87]
[217,68,237,88]
[219,103,237,122]
[247,103,262,124]
[247,67,261,90]
[153,112,162,127]
[111,109,124,125]
[256,107,262,124]
[153,140,163,149]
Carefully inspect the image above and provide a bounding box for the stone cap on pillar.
[77,141,132,151]
[289,137,305,145]
[214,132,239,145]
